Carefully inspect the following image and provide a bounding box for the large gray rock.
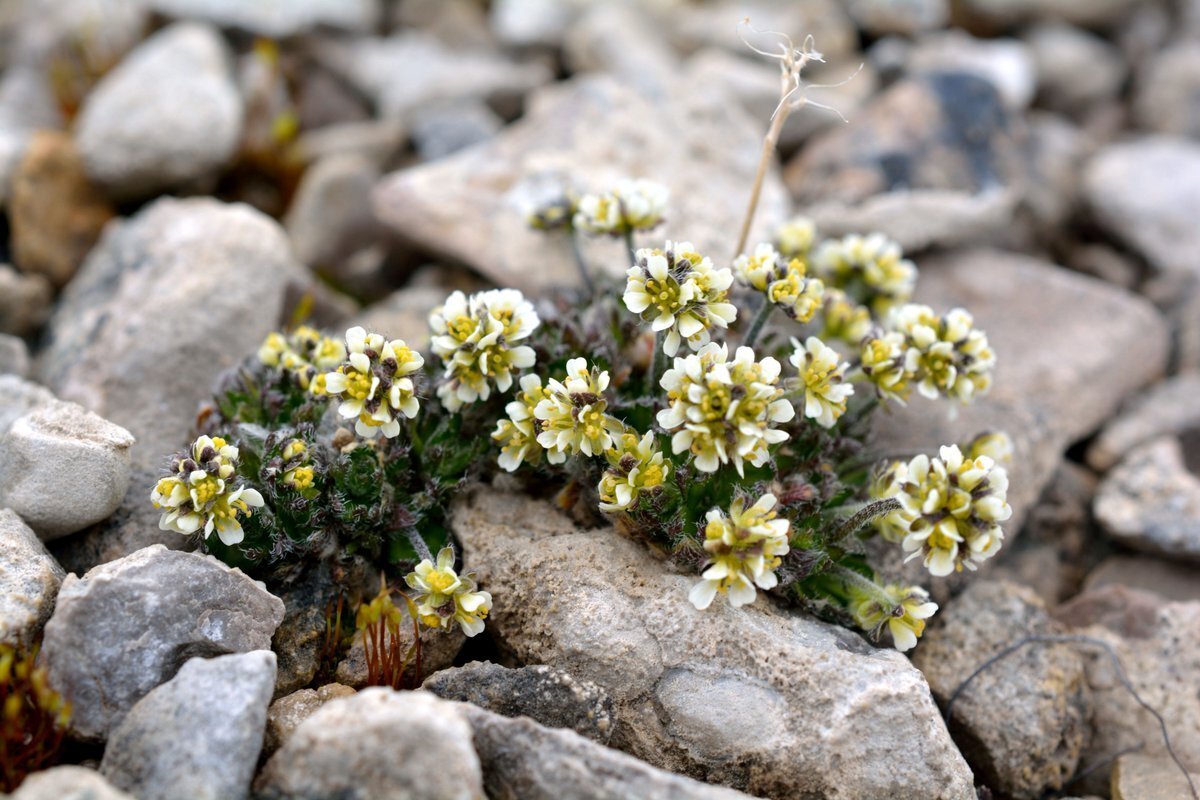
[872,249,1169,533]
[147,0,380,37]
[1095,437,1200,561]
[0,375,54,437]
[0,401,134,539]
[463,705,755,800]
[912,581,1089,798]
[1088,372,1200,471]
[10,766,134,800]
[1084,137,1200,305]
[452,488,975,800]
[36,197,309,469]
[374,75,790,292]
[40,545,285,742]
[255,688,485,800]
[0,509,64,646]
[101,651,276,800]
[74,22,242,201]
[424,661,613,744]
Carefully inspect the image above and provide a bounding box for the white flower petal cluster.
[813,232,917,314]
[858,329,911,403]
[151,435,264,546]
[733,242,784,292]
[789,336,854,428]
[624,242,737,357]
[820,288,872,346]
[573,179,668,235]
[323,327,424,438]
[492,374,550,472]
[658,343,793,475]
[734,243,825,323]
[257,325,347,394]
[776,216,817,260]
[892,444,1012,577]
[852,583,938,652]
[890,304,995,403]
[598,429,670,512]
[430,289,539,412]
[689,494,791,609]
[405,547,492,637]
[535,358,618,460]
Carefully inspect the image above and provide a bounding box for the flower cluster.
[405,547,492,637]
[151,435,265,545]
[776,215,817,260]
[889,445,1011,576]
[279,439,314,490]
[323,327,423,438]
[851,583,938,653]
[819,288,872,345]
[624,242,737,357]
[734,243,824,323]
[790,336,854,428]
[535,358,618,460]
[574,179,668,235]
[598,429,670,512]
[858,329,911,403]
[430,289,539,411]
[492,374,550,472]
[257,325,346,393]
[689,494,791,609]
[658,343,793,475]
[890,305,995,404]
[813,232,917,314]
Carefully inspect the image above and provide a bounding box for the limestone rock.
[846,0,949,36]
[147,0,380,37]
[452,488,974,799]
[100,651,276,800]
[0,509,64,646]
[0,334,29,378]
[1134,43,1200,140]
[284,153,383,273]
[955,0,1141,28]
[563,4,678,100]
[1028,23,1125,116]
[255,688,485,800]
[1088,372,1200,471]
[40,545,284,741]
[1084,555,1200,603]
[0,376,55,438]
[1095,437,1200,561]
[1112,753,1200,800]
[10,766,134,800]
[264,683,355,754]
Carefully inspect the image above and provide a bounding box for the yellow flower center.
[641,463,664,488]
[426,569,457,594]
[645,278,682,315]
[191,476,221,506]
[344,370,372,400]
[448,315,476,342]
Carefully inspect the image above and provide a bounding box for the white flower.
[405,547,492,637]
[151,435,265,546]
[820,288,873,346]
[813,232,917,314]
[890,304,995,404]
[657,342,793,476]
[776,216,817,259]
[767,261,825,322]
[573,179,668,235]
[598,429,670,512]
[858,329,911,403]
[430,289,539,412]
[689,494,791,610]
[492,374,551,471]
[852,584,938,652]
[734,243,784,292]
[323,327,424,438]
[624,242,736,357]
[789,336,854,428]
[894,445,1012,577]
[535,358,617,459]
[257,326,347,393]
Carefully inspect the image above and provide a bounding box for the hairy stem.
[830,497,901,544]
[743,300,776,349]
[404,528,434,563]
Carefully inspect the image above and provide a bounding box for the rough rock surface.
[255,688,485,800]
[1054,586,1200,791]
[452,488,974,800]
[36,197,309,469]
[101,651,276,800]
[0,509,64,647]
[464,705,755,800]
[425,661,613,744]
[1088,372,1200,471]
[374,75,789,292]
[40,545,285,741]
[1112,753,1200,800]
[872,249,1168,533]
[264,683,355,754]
[0,401,134,539]
[10,766,134,800]
[912,581,1089,798]
[1094,437,1200,560]
[74,22,242,201]
[0,375,55,437]
[147,0,380,37]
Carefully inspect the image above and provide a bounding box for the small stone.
[424,661,613,744]
[409,101,503,162]
[292,120,406,169]
[0,264,53,337]
[464,705,755,800]
[10,766,134,800]
[74,22,243,201]
[0,334,30,377]
[36,197,309,470]
[1020,112,1088,240]
[0,401,134,540]
[912,580,1089,798]
[1084,555,1200,603]
[1095,437,1200,561]
[846,0,949,37]
[1088,372,1200,471]
[100,651,276,800]
[255,688,485,800]
[1134,43,1200,140]
[563,4,678,100]
[907,31,1036,109]
[285,153,384,273]
[40,544,285,741]
[0,375,55,438]
[1112,753,1200,800]
[0,509,64,647]
[9,130,114,288]
[452,488,974,799]
[1028,23,1125,116]
[264,683,355,754]
[146,0,380,37]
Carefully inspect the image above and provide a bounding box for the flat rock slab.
[40,544,284,742]
[1094,437,1200,561]
[452,488,974,800]
[0,509,64,646]
[373,75,789,293]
